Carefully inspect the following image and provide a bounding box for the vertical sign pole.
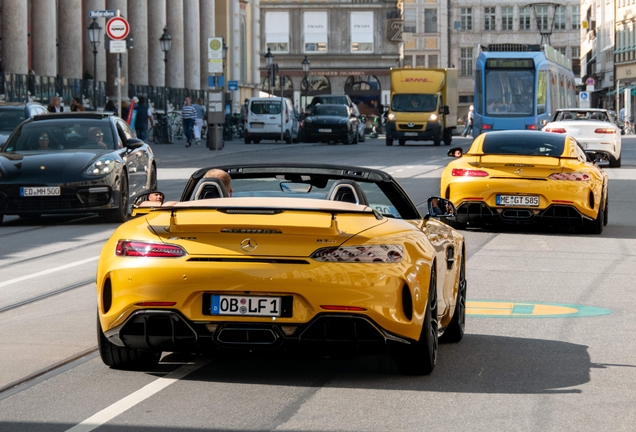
[280,75,284,143]
[116,10,122,118]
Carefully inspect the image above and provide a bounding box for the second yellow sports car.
[96,164,466,375]
[440,130,609,233]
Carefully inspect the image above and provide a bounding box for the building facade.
[614,0,636,118]
[259,0,401,116]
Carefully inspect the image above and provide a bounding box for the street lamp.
[87,18,102,110]
[264,47,274,94]
[159,27,172,116]
[301,55,311,109]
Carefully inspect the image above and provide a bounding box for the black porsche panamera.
[302,104,359,145]
[0,112,157,224]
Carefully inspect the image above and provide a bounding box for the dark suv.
[0,102,49,145]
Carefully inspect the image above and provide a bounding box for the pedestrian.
[181,95,197,147]
[193,97,206,145]
[48,97,64,113]
[121,100,130,120]
[462,105,474,137]
[134,96,154,141]
[70,97,85,112]
[104,100,118,113]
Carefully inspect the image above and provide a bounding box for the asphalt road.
[1,134,635,431]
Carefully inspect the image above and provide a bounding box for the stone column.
[230,0,241,111]
[106,0,129,101]
[183,0,201,90]
[199,0,215,90]
[127,0,149,86]
[82,0,107,83]
[31,0,57,76]
[252,0,261,97]
[147,0,167,88]
[57,0,84,79]
[166,0,185,89]
[1,0,28,74]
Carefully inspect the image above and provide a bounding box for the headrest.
[192,177,230,200]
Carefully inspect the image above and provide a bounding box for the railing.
[0,73,205,113]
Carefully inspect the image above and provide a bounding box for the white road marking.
[66,359,209,432]
[0,256,99,288]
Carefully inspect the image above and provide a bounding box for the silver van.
[244,97,299,144]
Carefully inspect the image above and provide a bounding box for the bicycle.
[151,113,174,144]
[168,111,183,140]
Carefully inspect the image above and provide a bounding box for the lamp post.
[301,55,311,109]
[87,18,102,110]
[159,27,172,117]
[264,47,274,95]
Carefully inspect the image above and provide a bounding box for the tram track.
[0,278,95,314]
[1,239,107,269]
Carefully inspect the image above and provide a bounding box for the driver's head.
[203,169,232,196]
[88,127,104,142]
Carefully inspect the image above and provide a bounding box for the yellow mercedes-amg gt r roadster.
[96,164,466,375]
[440,131,609,233]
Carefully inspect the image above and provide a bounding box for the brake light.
[548,172,591,181]
[483,124,493,130]
[452,168,489,177]
[544,127,567,133]
[136,302,177,307]
[594,128,615,134]
[526,124,538,130]
[116,241,187,257]
[311,245,404,263]
[320,305,367,311]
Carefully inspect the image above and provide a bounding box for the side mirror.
[540,119,548,126]
[131,191,165,216]
[447,147,463,158]
[126,138,145,149]
[443,105,450,115]
[426,197,456,219]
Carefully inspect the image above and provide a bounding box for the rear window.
[314,105,347,117]
[481,132,565,157]
[250,101,281,115]
[0,109,26,131]
[315,96,348,105]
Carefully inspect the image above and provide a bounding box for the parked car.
[0,112,157,224]
[303,104,359,145]
[542,108,622,167]
[440,130,609,233]
[0,101,49,145]
[244,97,299,144]
[96,163,467,375]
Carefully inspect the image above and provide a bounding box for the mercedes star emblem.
[240,238,257,252]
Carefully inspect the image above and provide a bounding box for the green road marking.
[467,300,611,318]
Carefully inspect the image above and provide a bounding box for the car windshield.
[0,109,26,132]
[314,105,347,117]
[481,133,565,157]
[391,94,437,112]
[314,96,348,105]
[250,101,282,115]
[2,119,116,152]
[556,111,609,122]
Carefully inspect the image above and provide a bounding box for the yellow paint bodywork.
[440,134,608,219]
[97,201,464,343]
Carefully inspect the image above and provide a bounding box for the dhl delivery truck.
[385,68,458,146]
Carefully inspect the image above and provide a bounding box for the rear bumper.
[385,121,441,141]
[456,202,592,227]
[104,309,413,354]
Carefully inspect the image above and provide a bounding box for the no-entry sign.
[106,17,130,41]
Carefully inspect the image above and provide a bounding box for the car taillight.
[116,240,187,257]
[594,128,615,134]
[526,124,538,130]
[452,168,489,177]
[544,127,567,133]
[311,245,404,263]
[483,124,493,130]
[548,172,591,181]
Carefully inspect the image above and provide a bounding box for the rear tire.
[440,251,466,343]
[103,175,129,224]
[394,265,438,375]
[609,154,621,168]
[433,133,441,146]
[98,315,160,370]
[587,196,605,234]
[244,137,252,144]
[443,128,452,146]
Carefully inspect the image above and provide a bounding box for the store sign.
[386,19,403,43]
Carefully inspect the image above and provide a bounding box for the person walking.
[192,97,206,145]
[70,97,85,111]
[48,97,64,113]
[134,96,154,141]
[462,105,474,137]
[181,95,197,147]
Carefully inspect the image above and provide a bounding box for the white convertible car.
[542,108,622,167]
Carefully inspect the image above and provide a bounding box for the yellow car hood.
[141,202,388,257]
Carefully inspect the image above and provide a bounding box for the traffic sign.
[89,10,116,19]
[228,81,238,91]
[106,17,130,41]
[109,40,127,53]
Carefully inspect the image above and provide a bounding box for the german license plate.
[496,195,539,206]
[251,123,264,129]
[318,128,332,133]
[211,295,281,317]
[20,187,61,197]
[404,132,418,136]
